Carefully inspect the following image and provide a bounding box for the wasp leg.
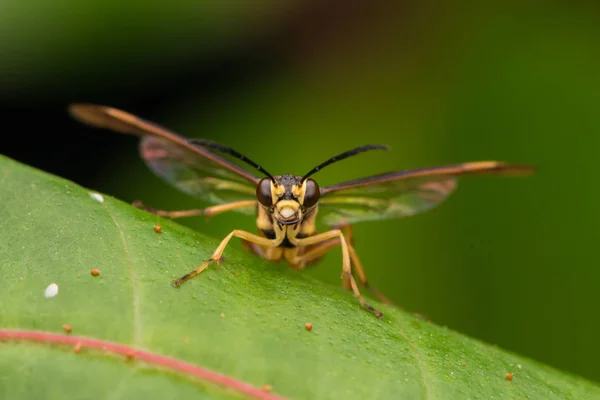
[346,244,399,307]
[292,231,395,309]
[173,229,277,287]
[294,230,383,318]
[335,225,395,306]
[332,225,358,289]
[289,238,340,269]
[133,200,256,219]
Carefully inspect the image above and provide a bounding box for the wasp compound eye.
[256,178,273,207]
[303,179,320,208]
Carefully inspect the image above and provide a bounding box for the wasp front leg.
[173,229,277,287]
[293,229,383,318]
[133,200,256,219]
[338,225,396,306]
[292,225,395,308]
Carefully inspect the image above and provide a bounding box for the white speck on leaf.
[89,192,104,203]
[44,283,59,298]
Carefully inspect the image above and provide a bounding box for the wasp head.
[256,174,320,225]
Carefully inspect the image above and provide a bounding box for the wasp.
[69,104,533,318]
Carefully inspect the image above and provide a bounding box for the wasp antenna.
[301,144,389,182]
[190,139,276,182]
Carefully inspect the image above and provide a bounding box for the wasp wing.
[69,104,259,214]
[318,161,533,226]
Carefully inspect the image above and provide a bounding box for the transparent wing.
[141,136,258,210]
[318,161,533,226]
[69,104,259,214]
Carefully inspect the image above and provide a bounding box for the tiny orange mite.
[62,324,72,333]
[126,351,135,360]
[74,342,82,353]
[305,323,313,331]
[505,373,514,381]
[154,225,162,233]
[91,269,101,276]
[262,385,272,393]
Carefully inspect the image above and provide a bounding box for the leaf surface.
[0,155,598,399]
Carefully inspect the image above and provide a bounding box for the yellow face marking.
[272,181,285,205]
[275,200,301,222]
[291,183,305,205]
[274,200,302,224]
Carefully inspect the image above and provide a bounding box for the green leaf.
[0,154,598,400]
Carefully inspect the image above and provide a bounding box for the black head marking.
[276,174,302,200]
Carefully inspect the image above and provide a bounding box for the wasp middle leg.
[133,200,256,219]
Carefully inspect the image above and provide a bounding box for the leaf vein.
[398,326,432,400]
[102,201,142,346]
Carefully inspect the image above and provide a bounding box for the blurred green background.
[2,1,599,383]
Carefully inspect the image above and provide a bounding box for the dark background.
[2,2,599,383]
